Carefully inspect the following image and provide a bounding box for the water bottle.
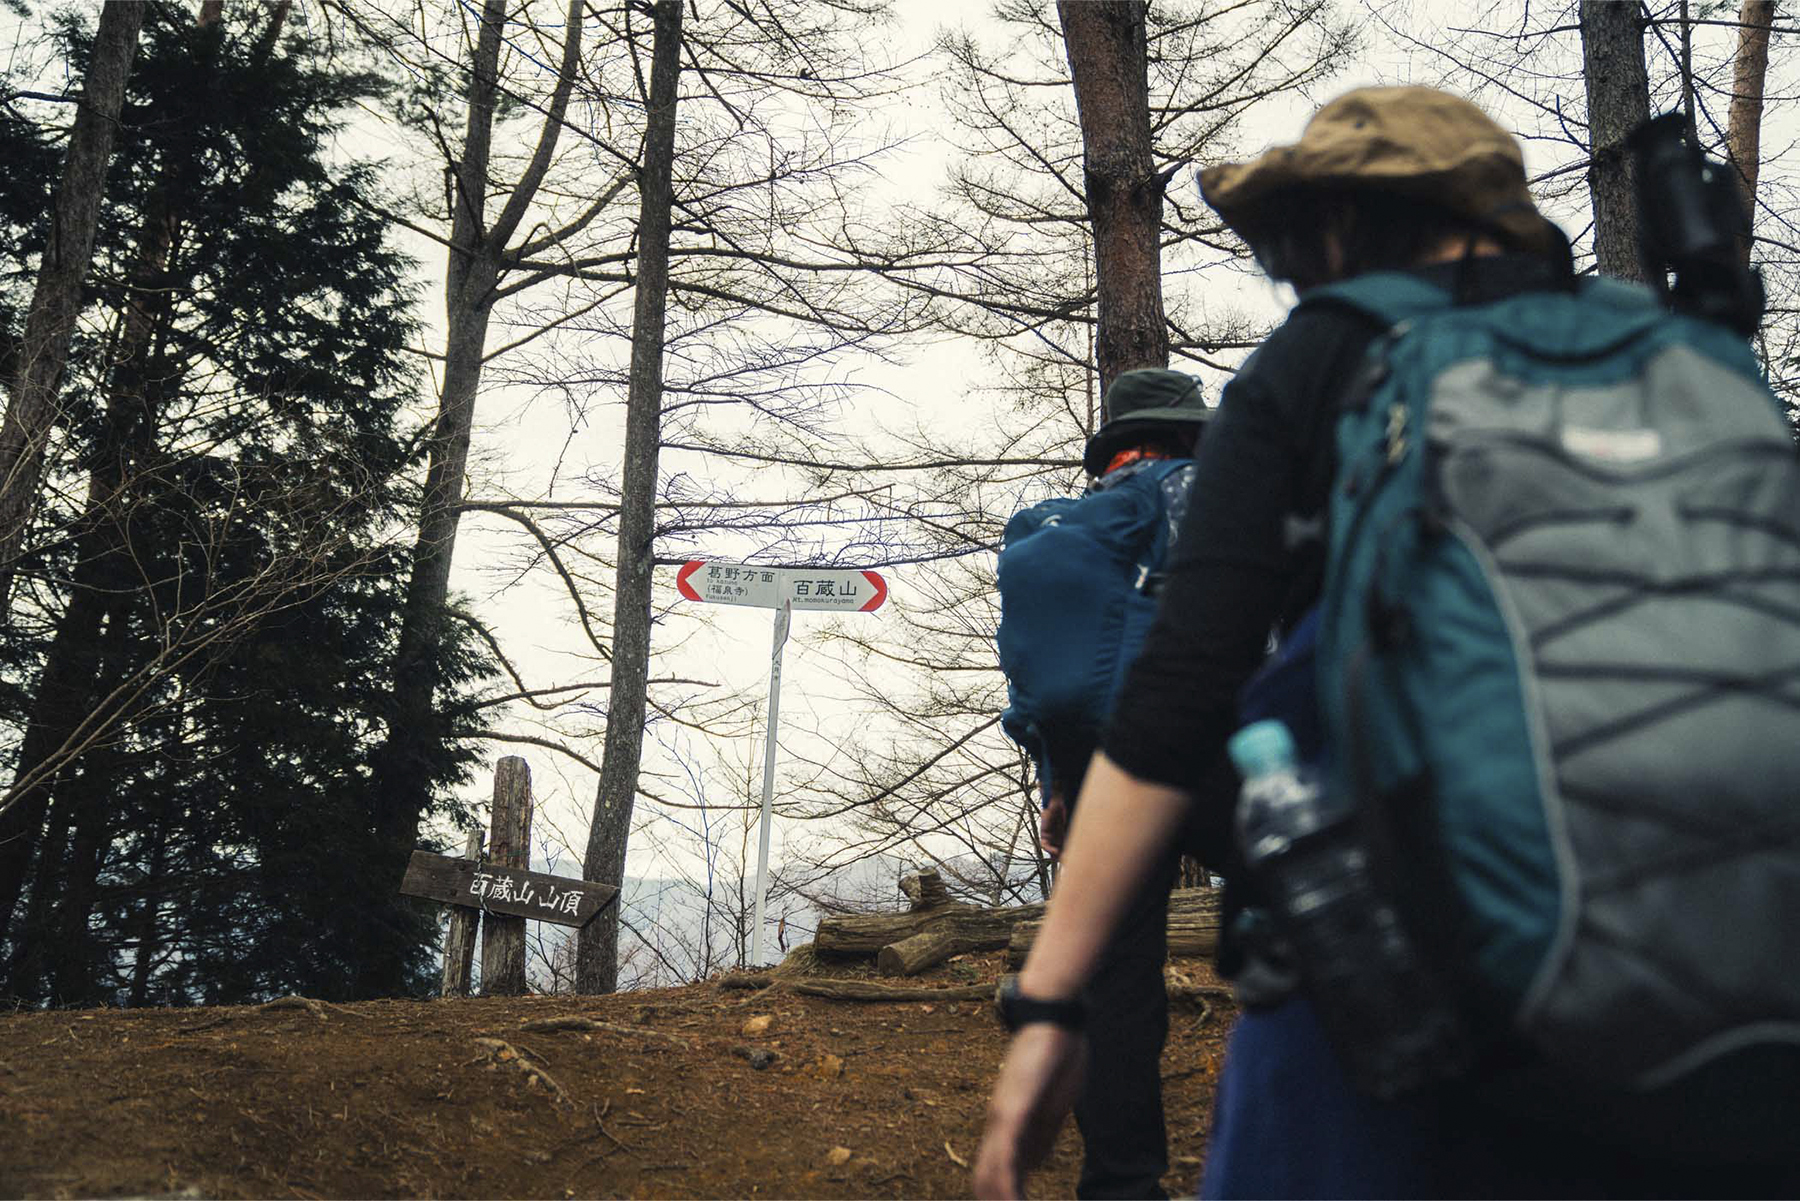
[1228,719,1470,1098]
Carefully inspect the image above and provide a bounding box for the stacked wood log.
[812,868,1222,977]
[1006,888,1222,968]
[814,870,1040,976]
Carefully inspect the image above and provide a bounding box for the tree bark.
[1726,0,1776,264]
[0,0,144,615]
[125,793,174,1008]
[576,0,684,996]
[369,0,506,921]
[44,706,122,1006]
[365,0,585,998]
[1056,0,1169,396]
[1580,0,1651,281]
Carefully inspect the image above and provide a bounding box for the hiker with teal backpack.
[976,86,1800,1200]
[995,367,1223,1199]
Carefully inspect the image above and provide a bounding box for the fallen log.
[1007,891,1222,968]
[724,971,1232,1007]
[876,928,982,977]
[816,901,1045,957]
[1005,917,1219,968]
[1166,887,1225,918]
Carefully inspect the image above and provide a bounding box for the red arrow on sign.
[859,570,888,612]
[676,559,704,601]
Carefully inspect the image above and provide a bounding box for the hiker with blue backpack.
[996,367,1223,1199]
[976,85,1800,1200]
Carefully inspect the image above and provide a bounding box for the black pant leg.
[1073,852,1179,1200]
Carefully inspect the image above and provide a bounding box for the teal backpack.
[1309,271,1800,1151]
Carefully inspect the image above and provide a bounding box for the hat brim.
[1202,159,1558,256]
[1082,412,1209,475]
[1197,86,1559,256]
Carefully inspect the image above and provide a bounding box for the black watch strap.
[995,975,1086,1033]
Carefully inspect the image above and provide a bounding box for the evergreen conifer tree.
[0,3,494,1006]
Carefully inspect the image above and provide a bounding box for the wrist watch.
[995,974,1087,1033]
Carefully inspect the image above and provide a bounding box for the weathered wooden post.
[481,757,532,996]
[440,830,482,997]
[401,754,617,992]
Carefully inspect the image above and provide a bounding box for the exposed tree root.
[471,1037,571,1106]
[519,1016,698,1047]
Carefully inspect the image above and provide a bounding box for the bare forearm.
[1016,752,1191,1000]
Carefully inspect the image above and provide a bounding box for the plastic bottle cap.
[1228,719,1297,779]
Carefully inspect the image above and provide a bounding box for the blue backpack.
[997,459,1191,800]
[1292,271,1800,1151]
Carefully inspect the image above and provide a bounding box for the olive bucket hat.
[1198,86,1559,255]
[1082,368,1210,475]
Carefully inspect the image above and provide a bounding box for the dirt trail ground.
[0,951,1233,1199]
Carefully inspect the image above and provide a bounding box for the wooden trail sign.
[401,850,618,929]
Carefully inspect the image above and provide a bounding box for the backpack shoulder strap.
[1576,274,1662,314]
[1298,271,1454,330]
[1133,458,1195,595]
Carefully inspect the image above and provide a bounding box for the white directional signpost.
[676,560,888,964]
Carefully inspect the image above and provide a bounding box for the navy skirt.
[1199,996,1800,1200]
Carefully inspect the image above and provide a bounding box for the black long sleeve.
[1101,252,1571,810]
[1100,304,1382,795]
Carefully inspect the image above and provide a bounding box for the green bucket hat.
[1082,368,1210,475]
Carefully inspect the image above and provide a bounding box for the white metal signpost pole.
[675,559,887,965]
[750,600,790,966]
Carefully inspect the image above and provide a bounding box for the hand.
[1037,792,1068,860]
[972,1023,1087,1199]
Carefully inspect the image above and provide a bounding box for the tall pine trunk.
[1057,0,1169,395]
[1727,0,1776,265]
[577,0,684,996]
[0,1,144,615]
[1581,0,1651,281]
[0,573,109,993]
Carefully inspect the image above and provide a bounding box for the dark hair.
[1239,188,1509,291]
[1088,430,1199,477]
[1120,432,1198,460]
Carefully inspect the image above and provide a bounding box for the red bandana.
[1103,447,1174,476]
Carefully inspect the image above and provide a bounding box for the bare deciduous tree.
[575,0,683,997]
